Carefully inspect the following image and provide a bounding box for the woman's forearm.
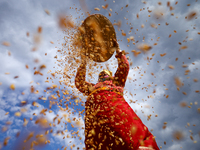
[75,62,86,91]
[75,61,94,96]
[114,51,130,87]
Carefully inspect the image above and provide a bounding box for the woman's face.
[99,71,109,78]
[98,71,110,82]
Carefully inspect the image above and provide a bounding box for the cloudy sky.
[0,0,200,150]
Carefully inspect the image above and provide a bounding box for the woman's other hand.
[80,52,87,65]
[113,39,122,55]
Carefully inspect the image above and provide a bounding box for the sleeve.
[139,125,160,150]
[75,63,95,96]
[143,132,160,150]
[113,51,130,88]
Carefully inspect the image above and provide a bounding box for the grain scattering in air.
[137,43,152,53]
[44,9,50,15]
[2,41,10,46]
[186,11,197,20]
[174,76,183,87]
[94,8,100,11]
[168,65,174,69]
[173,130,185,141]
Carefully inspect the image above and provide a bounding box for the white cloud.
[0,109,9,121]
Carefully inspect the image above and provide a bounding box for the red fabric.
[75,52,159,150]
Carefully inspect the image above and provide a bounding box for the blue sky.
[0,0,200,150]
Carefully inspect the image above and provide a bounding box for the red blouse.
[75,52,159,150]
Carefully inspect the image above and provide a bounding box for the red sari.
[75,52,159,150]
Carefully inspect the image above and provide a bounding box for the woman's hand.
[80,51,87,65]
[113,39,122,56]
[116,48,122,54]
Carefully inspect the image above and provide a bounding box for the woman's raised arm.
[75,59,94,96]
[113,40,130,88]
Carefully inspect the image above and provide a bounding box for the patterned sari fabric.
[75,52,159,150]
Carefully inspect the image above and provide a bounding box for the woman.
[75,41,159,150]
